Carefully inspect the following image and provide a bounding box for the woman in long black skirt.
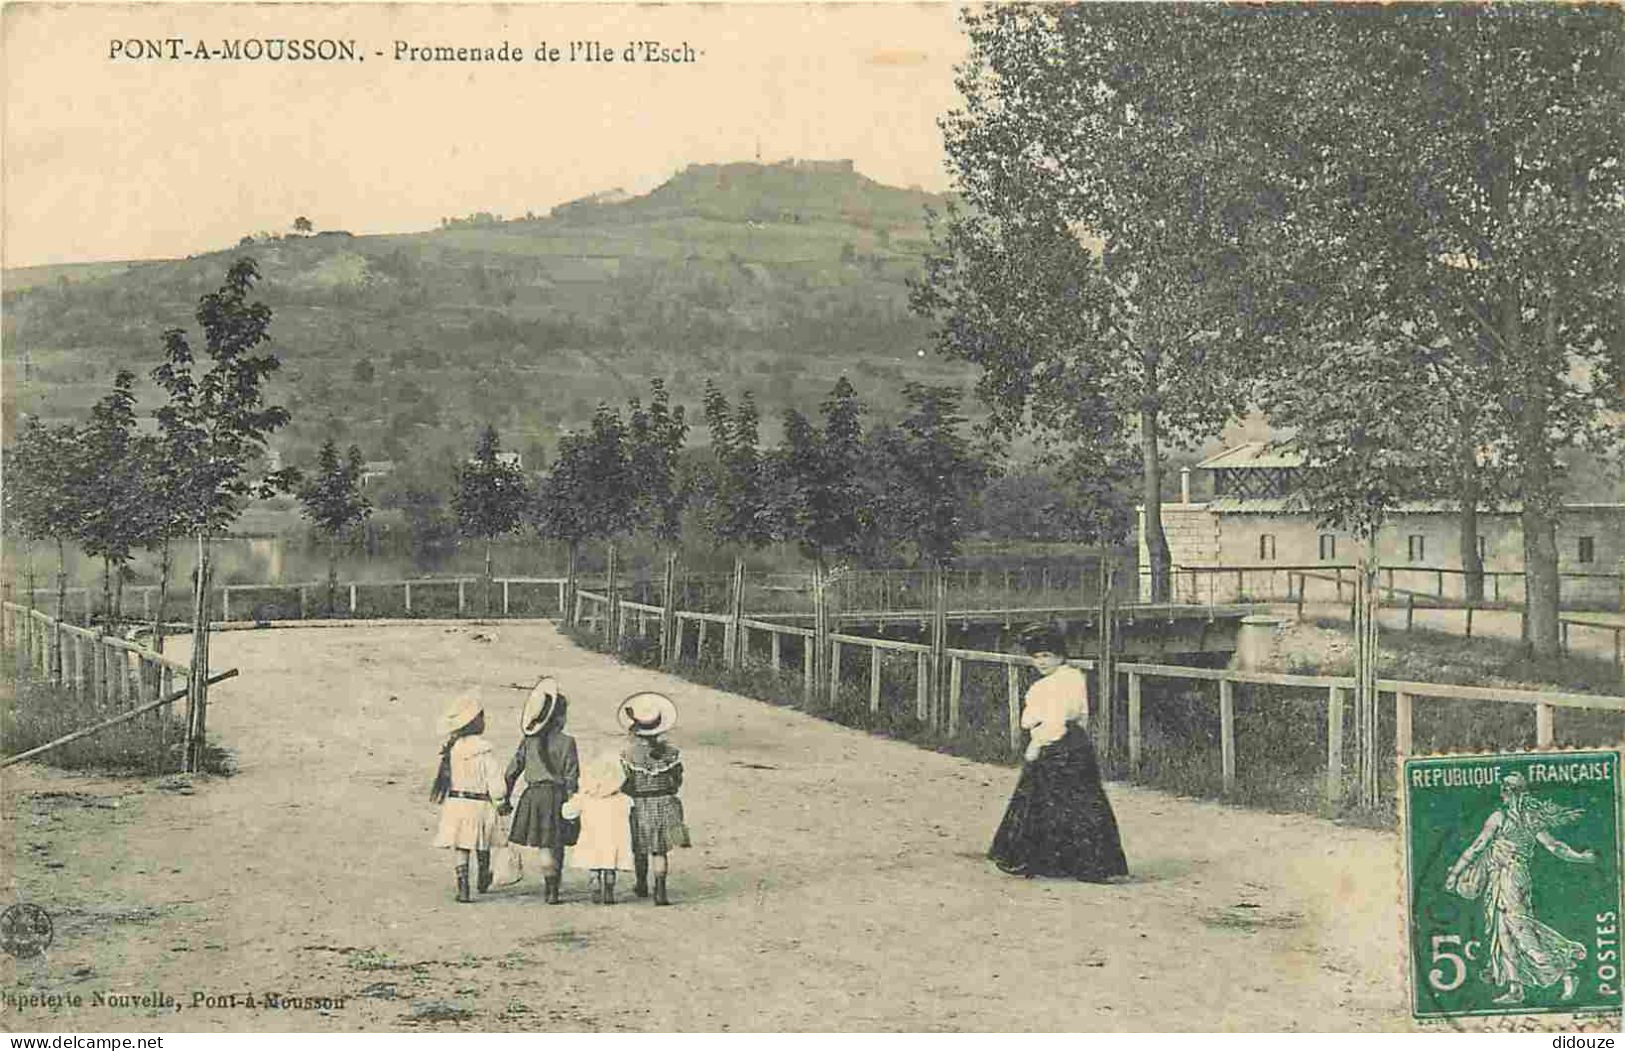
[989,624,1128,882]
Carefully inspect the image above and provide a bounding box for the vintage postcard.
[3,0,1624,1037]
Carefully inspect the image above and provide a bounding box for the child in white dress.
[430,695,508,903]
[560,753,635,905]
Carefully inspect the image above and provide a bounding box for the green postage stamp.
[1403,749,1623,1019]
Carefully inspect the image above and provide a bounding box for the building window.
[1318,534,1336,561]
[1259,534,1277,561]
[1578,536,1595,564]
[1408,534,1426,563]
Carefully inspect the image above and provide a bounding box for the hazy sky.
[3,2,970,269]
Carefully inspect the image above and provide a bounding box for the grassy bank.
[1,652,233,776]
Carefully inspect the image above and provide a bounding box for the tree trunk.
[54,539,67,681]
[187,532,214,773]
[1140,409,1171,603]
[327,534,339,618]
[152,538,171,654]
[113,562,125,626]
[101,557,113,629]
[1517,290,1562,658]
[1354,532,1381,810]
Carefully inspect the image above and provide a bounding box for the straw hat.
[440,694,483,736]
[579,752,628,798]
[521,677,564,736]
[617,691,678,736]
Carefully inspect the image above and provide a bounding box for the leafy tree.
[700,381,774,551]
[5,418,87,625]
[453,425,530,615]
[867,384,992,567]
[150,257,295,769]
[1254,5,1625,656]
[75,370,158,623]
[535,404,634,619]
[625,379,689,549]
[297,439,372,615]
[914,5,1281,601]
[293,216,313,235]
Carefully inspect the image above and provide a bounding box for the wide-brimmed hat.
[441,694,483,736]
[521,677,564,736]
[617,691,678,736]
[1018,622,1068,658]
[579,752,628,797]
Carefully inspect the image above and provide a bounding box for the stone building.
[1138,442,1623,607]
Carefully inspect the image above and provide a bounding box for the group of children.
[430,678,690,906]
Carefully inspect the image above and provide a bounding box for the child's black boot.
[633,855,650,898]
[476,850,493,893]
[455,864,472,904]
[653,874,670,906]
[588,872,603,904]
[602,871,617,905]
[543,875,561,904]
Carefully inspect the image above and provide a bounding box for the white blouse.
[447,736,507,801]
[1021,664,1090,754]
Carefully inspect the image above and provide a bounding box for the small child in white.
[560,753,635,904]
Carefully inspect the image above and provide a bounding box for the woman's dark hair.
[1017,622,1068,658]
[429,712,485,803]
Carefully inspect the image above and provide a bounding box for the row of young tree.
[5,259,295,770]
[445,375,996,616]
[913,3,1624,661]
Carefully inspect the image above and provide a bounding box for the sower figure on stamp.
[503,677,580,904]
[989,623,1128,882]
[618,692,691,905]
[430,695,508,903]
[1445,773,1596,1004]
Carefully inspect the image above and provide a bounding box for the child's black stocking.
[602,870,617,905]
[633,854,650,898]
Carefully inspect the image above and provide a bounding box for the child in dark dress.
[502,677,580,904]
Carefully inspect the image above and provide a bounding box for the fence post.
[1535,702,1554,749]
[405,582,412,615]
[803,635,814,700]
[697,618,708,660]
[223,587,232,624]
[299,586,309,621]
[1219,677,1235,796]
[350,584,358,616]
[828,639,842,706]
[143,589,152,621]
[948,656,963,737]
[1295,574,1305,620]
[916,651,929,721]
[771,629,781,673]
[503,581,510,616]
[1561,621,1570,655]
[1465,605,1474,638]
[1007,662,1023,754]
[869,646,882,714]
[1407,594,1415,632]
[1395,690,1412,758]
[1127,671,1142,777]
[458,580,467,616]
[1326,685,1345,808]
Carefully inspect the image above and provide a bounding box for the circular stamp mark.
[0,903,53,959]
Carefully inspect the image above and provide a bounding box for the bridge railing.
[574,589,1624,809]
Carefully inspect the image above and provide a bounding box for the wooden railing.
[574,589,1625,808]
[2,600,190,707]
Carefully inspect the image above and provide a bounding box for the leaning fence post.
[1128,671,1143,777]
[1326,685,1345,807]
[1219,677,1235,796]
[869,646,882,714]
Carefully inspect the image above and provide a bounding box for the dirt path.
[4,622,1414,1032]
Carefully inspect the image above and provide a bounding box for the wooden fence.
[574,589,1625,808]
